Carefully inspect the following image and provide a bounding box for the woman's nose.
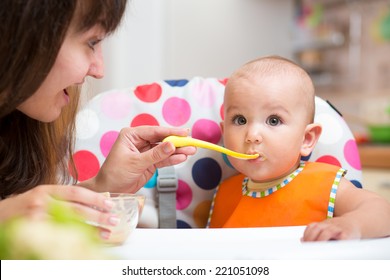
[88,46,104,79]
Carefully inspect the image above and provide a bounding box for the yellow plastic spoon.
[163,136,259,160]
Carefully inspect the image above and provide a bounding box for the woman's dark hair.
[0,0,128,198]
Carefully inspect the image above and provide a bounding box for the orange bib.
[208,162,344,228]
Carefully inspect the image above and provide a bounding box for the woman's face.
[17,25,105,122]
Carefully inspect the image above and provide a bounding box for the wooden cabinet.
[359,144,390,202]
[358,144,390,169]
[362,168,390,202]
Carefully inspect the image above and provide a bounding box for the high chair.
[72,77,362,229]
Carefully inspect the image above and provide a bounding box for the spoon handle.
[163,136,259,160]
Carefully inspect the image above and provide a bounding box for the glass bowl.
[104,193,145,245]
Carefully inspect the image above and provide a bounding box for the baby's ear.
[301,123,322,157]
[220,121,224,133]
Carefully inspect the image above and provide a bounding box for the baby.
[207,55,390,241]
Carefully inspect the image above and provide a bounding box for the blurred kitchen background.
[87,0,390,201]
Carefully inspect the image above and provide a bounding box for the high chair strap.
[156,166,178,228]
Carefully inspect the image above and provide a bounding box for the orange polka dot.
[193,200,212,228]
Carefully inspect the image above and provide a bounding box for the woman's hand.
[0,185,118,240]
[86,126,197,194]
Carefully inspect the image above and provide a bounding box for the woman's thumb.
[140,141,175,166]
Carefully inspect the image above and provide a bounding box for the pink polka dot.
[192,119,221,144]
[176,180,192,210]
[162,97,191,126]
[344,139,362,170]
[134,83,162,102]
[101,92,132,119]
[71,150,100,181]
[193,82,217,108]
[131,114,160,127]
[100,131,119,157]
[316,155,341,167]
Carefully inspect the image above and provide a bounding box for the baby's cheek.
[227,157,243,171]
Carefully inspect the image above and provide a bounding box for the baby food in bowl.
[105,193,145,245]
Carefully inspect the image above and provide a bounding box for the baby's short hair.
[229,55,316,123]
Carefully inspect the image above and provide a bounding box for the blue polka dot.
[144,171,157,188]
[351,180,363,189]
[164,79,189,87]
[192,158,222,190]
[301,152,312,162]
[177,219,191,228]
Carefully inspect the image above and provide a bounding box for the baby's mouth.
[249,152,266,162]
[255,154,267,161]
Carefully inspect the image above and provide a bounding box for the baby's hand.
[301,217,361,242]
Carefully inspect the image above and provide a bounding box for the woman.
[0,0,195,239]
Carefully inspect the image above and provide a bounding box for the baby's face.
[222,74,312,182]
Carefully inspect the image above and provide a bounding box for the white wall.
[92,0,294,94]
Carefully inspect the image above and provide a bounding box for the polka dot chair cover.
[72,77,362,229]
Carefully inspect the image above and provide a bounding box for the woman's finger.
[48,185,113,212]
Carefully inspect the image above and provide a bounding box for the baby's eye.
[233,115,247,125]
[266,115,281,126]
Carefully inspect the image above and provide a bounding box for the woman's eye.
[233,115,247,125]
[88,38,102,51]
[267,116,281,126]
